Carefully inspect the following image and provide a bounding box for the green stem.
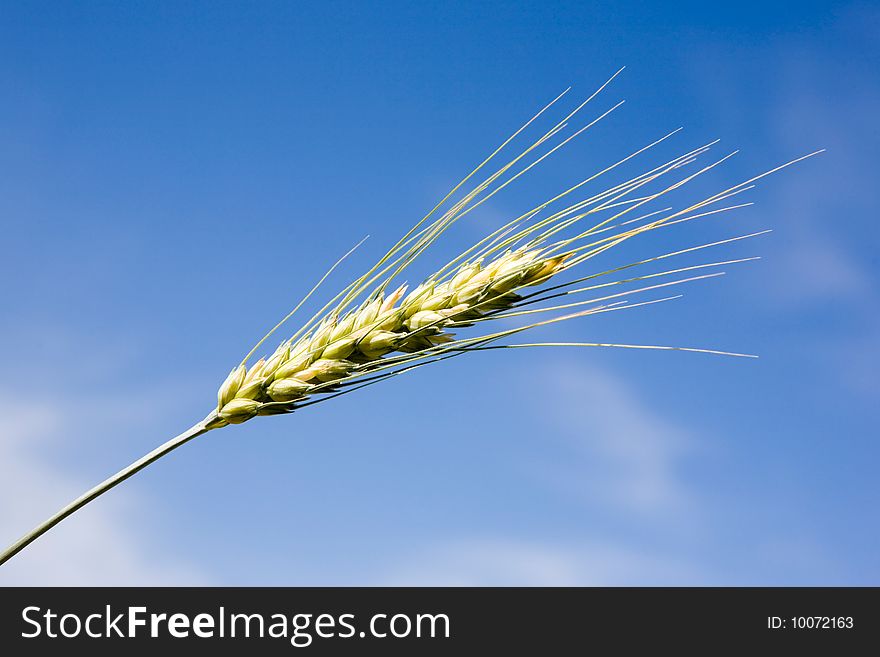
[0,412,222,567]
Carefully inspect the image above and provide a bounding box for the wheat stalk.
[0,71,821,567]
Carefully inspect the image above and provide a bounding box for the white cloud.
[380,357,839,585]
[686,14,880,402]
[375,361,711,586]
[758,122,876,308]
[384,538,708,586]
[527,361,695,519]
[684,12,879,311]
[761,30,880,401]
[0,396,210,585]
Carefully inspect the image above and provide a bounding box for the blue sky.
[0,1,877,585]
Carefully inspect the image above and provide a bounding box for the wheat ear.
[0,71,821,566]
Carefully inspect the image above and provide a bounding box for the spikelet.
[217,249,565,424]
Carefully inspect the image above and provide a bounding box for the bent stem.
[0,412,222,567]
